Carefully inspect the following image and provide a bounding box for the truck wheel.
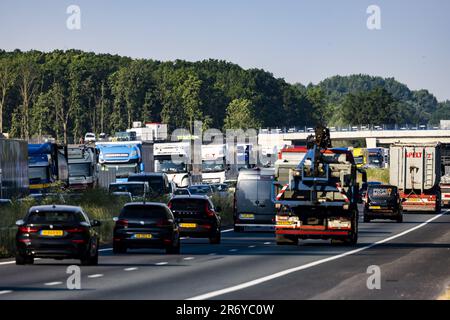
[345,213,358,245]
[276,234,298,245]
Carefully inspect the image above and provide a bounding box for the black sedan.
[113,202,180,254]
[168,195,221,244]
[15,205,101,265]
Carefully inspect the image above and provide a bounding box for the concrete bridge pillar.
[366,138,377,148]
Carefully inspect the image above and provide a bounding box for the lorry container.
[439,143,450,207]
[389,143,441,212]
[0,138,29,199]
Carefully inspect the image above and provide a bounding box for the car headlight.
[130,151,137,157]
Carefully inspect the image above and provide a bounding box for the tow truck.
[274,125,366,245]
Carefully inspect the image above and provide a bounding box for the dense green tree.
[224,98,261,130]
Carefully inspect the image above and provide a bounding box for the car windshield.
[29,166,49,180]
[368,186,397,199]
[211,184,228,192]
[354,156,364,164]
[202,160,225,172]
[174,189,190,195]
[188,186,211,195]
[155,159,187,173]
[128,176,164,194]
[69,163,91,177]
[27,211,83,224]
[109,184,145,197]
[120,205,167,219]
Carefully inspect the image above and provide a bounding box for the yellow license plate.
[277,221,294,225]
[179,223,197,228]
[134,234,152,239]
[240,214,255,219]
[369,206,381,210]
[41,230,63,236]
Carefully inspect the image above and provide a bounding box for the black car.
[113,202,180,254]
[363,185,403,223]
[359,181,383,203]
[15,205,101,265]
[168,195,221,244]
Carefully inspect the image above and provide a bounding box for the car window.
[27,211,82,224]
[170,199,206,212]
[120,205,169,219]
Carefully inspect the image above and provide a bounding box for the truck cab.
[153,142,191,188]
[202,144,227,184]
[67,145,98,190]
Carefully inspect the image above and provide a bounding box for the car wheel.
[276,234,298,245]
[16,253,33,265]
[396,215,403,223]
[113,243,127,254]
[81,242,99,266]
[209,231,221,244]
[363,215,371,223]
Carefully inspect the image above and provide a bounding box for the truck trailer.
[67,145,99,190]
[389,143,441,213]
[0,138,29,199]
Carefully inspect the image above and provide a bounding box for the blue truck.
[28,143,69,194]
[96,141,144,182]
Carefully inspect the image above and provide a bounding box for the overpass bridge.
[258,128,450,149]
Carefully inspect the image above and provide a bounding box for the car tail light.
[205,203,215,217]
[167,202,172,209]
[157,219,171,227]
[116,219,129,227]
[19,226,38,233]
[72,239,85,244]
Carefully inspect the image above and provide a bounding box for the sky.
[1,0,449,101]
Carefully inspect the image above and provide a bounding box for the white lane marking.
[264,242,271,245]
[188,211,447,300]
[181,237,188,240]
[44,282,63,286]
[0,290,12,295]
[87,274,103,278]
[248,245,256,248]
[221,228,234,233]
[229,249,238,252]
[184,257,195,260]
[99,248,113,252]
[155,262,168,266]
[124,267,138,271]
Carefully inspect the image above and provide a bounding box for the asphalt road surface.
[0,210,449,300]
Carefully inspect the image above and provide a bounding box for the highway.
[0,210,449,300]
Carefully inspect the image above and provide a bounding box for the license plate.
[239,214,255,220]
[179,223,197,228]
[369,206,381,209]
[134,233,152,239]
[277,221,294,225]
[41,230,63,237]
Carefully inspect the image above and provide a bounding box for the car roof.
[110,181,146,185]
[129,172,165,178]
[28,205,82,213]
[189,184,212,188]
[170,195,209,200]
[123,202,168,207]
[368,184,396,189]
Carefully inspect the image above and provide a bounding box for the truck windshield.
[103,164,139,178]
[155,159,187,173]
[354,156,364,165]
[69,163,91,177]
[202,160,225,172]
[368,155,383,166]
[29,166,49,180]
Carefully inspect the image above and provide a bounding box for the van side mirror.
[16,219,25,226]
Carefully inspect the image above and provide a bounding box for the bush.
[210,193,234,226]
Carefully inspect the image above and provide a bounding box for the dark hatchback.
[15,205,101,265]
[168,195,221,244]
[113,202,180,254]
[363,185,403,223]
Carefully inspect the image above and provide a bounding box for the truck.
[367,148,384,168]
[389,143,441,213]
[154,141,191,187]
[439,143,450,207]
[0,138,29,199]
[67,145,98,190]
[202,144,227,184]
[28,143,69,193]
[96,141,143,183]
[351,147,368,168]
[274,126,365,245]
[274,146,307,184]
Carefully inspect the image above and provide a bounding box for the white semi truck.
[154,141,191,187]
[201,144,227,184]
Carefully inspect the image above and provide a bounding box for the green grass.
[366,168,390,184]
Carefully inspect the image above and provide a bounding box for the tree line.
[0,50,448,143]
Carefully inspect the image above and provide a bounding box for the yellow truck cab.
[352,148,367,168]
